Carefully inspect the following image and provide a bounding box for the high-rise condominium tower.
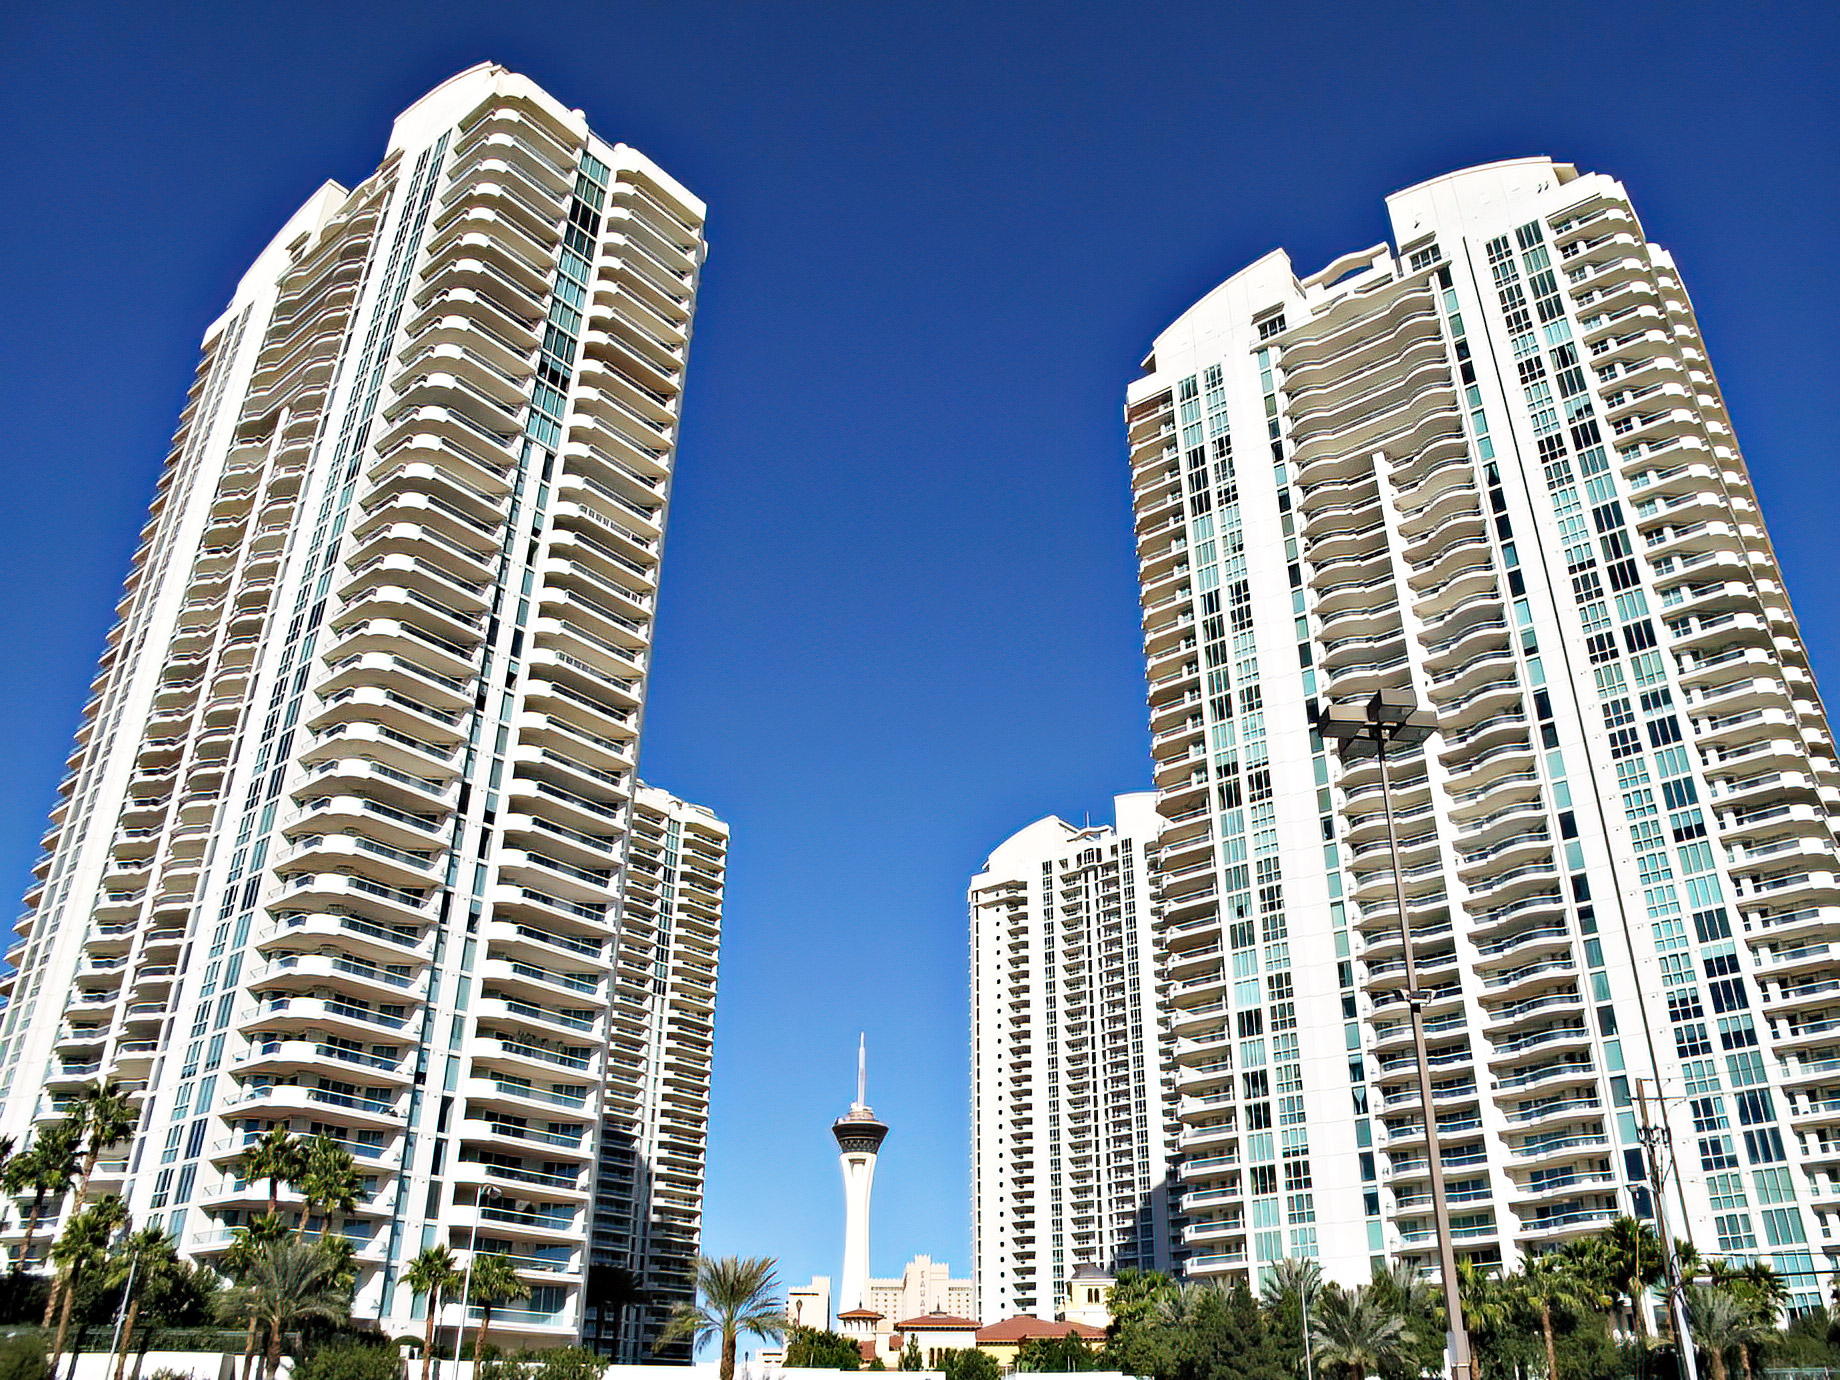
[587,785,726,1360]
[969,794,1176,1321]
[1128,159,1838,1305]
[0,64,715,1349]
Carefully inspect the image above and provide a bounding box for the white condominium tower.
[0,64,716,1349]
[1128,158,1839,1305]
[969,793,1176,1320]
[587,784,725,1361]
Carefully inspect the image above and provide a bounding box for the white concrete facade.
[586,785,727,1360]
[0,63,716,1351]
[1129,158,1840,1306]
[785,1275,833,1332]
[969,793,1176,1322]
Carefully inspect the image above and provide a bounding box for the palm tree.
[468,1253,530,1360]
[47,1195,127,1375]
[296,1137,363,1244]
[1521,1255,1594,1380]
[6,1120,79,1272]
[1263,1255,1324,1311]
[213,1238,351,1380]
[657,1255,787,1380]
[1264,1256,1324,1377]
[403,1245,463,1380]
[238,1128,307,1221]
[1600,1217,1665,1339]
[1707,1261,1788,1380]
[1688,1283,1770,1380]
[1456,1259,1521,1373]
[1311,1282,1412,1380]
[67,1081,138,1212]
[222,1214,296,1380]
[44,1082,138,1328]
[104,1226,180,1380]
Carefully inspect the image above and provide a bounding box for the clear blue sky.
[2,0,1836,1310]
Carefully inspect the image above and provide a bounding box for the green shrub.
[784,1327,863,1370]
[530,1348,605,1380]
[294,1340,403,1380]
[0,1336,47,1380]
[0,1276,51,1327]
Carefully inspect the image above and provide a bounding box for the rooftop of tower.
[1132,156,1623,388]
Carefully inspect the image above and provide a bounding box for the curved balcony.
[242,993,416,1045]
[222,1075,406,1125]
[305,684,468,746]
[251,946,423,999]
[235,1036,413,1086]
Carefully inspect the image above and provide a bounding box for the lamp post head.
[1313,693,1437,749]
[1370,688,1416,724]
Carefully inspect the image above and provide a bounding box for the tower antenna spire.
[856,1032,866,1109]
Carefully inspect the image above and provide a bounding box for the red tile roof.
[974,1316,1105,1343]
[894,1314,982,1331]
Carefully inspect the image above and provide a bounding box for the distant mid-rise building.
[786,1275,833,1332]
[867,1253,975,1331]
[969,793,1176,1321]
[1128,157,1837,1305]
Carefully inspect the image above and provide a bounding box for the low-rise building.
[893,1314,982,1368]
[972,1317,1106,1370]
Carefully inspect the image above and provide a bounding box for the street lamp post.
[452,1186,503,1374]
[1318,689,1472,1380]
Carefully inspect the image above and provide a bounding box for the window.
[1689,1096,1728,1133]
[1744,1127,1786,1164]
[1707,1172,1747,1210]
[1754,1167,1796,1205]
[1700,1136,1738,1171]
[1762,1208,1806,1246]
[1694,908,1732,942]
[1728,1050,1767,1087]
[1709,978,1749,1014]
[1719,1015,1758,1050]
[1735,1089,1776,1126]
[1716,1213,1757,1252]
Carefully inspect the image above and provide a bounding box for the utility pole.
[1635,1079,1699,1380]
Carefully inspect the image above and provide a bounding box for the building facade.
[1129,158,1839,1306]
[866,1254,975,1333]
[586,785,726,1360]
[969,794,1177,1321]
[0,64,715,1348]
